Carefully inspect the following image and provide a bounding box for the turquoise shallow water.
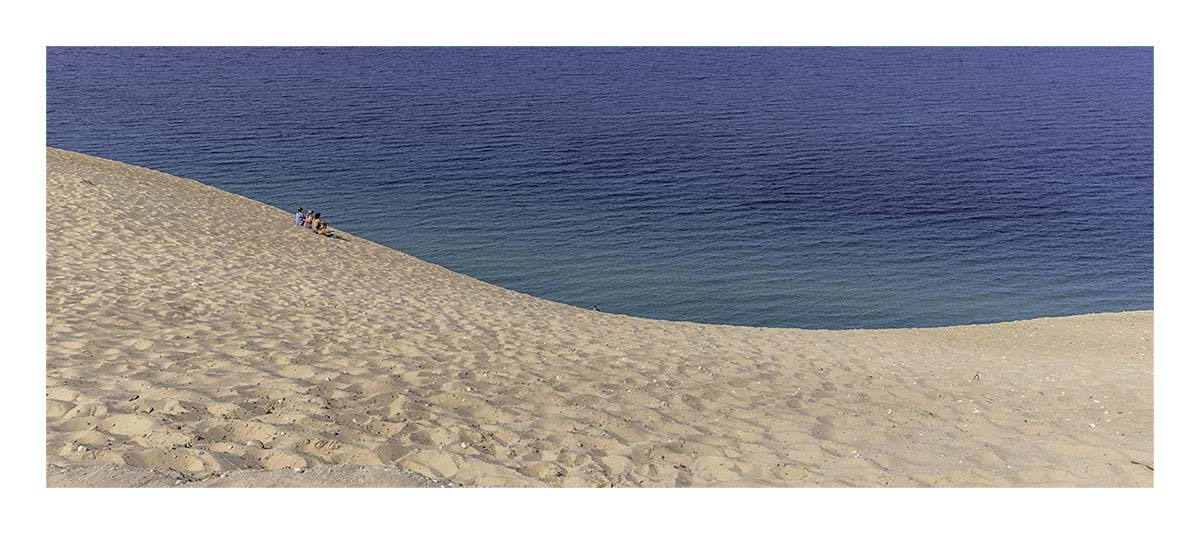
[46,47,1153,328]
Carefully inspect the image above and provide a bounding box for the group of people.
[295,207,334,237]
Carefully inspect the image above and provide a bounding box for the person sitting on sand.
[317,220,334,237]
[303,210,314,228]
[311,213,323,233]
[310,216,336,237]
[295,207,305,226]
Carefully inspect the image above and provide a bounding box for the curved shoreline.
[47,147,1149,332]
[46,148,1153,487]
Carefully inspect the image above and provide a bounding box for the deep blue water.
[46,47,1153,329]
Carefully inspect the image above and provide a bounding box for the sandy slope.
[46,463,448,488]
[46,148,1153,487]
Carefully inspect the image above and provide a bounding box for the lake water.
[46,47,1153,329]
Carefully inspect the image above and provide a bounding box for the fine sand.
[46,148,1153,487]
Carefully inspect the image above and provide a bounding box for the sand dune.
[46,148,1153,487]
